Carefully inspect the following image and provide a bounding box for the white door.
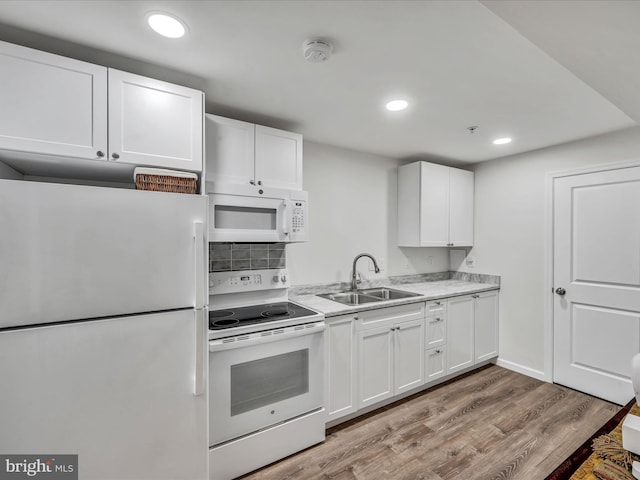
[394,319,425,393]
[0,310,208,480]
[419,162,450,247]
[254,125,303,190]
[554,166,640,404]
[0,180,207,328]
[449,167,474,247]
[325,315,358,422]
[0,40,108,160]
[108,69,203,171]
[205,114,255,186]
[447,295,474,373]
[474,291,499,363]
[358,326,394,408]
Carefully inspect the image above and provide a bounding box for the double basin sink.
[317,287,421,306]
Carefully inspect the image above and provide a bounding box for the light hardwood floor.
[240,364,623,480]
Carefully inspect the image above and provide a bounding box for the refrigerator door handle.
[194,308,207,397]
[194,221,205,310]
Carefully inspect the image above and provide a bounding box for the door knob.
[555,287,566,296]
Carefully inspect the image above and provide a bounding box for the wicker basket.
[134,168,198,194]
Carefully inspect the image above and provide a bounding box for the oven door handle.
[209,322,325,352]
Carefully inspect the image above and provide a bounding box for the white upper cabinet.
[254,125,303,190]
[398,161,474,247]
[205,115,255,185]
[0,41,203,173]
[108,69,203,171]
[206,114,303,191]
[0,41,108,160]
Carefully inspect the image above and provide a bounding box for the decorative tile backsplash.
[209,243,286,272]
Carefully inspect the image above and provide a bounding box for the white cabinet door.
[449,167,474,246]
[474,291,499,363]
[394,319,425,393]
[447,295,475,373]
[419,162,450,247]
[206,114,255,185]
[358,325,394,408]
[0,40,107,160]
[426,346,447,381]
[325,314,358,422]
[255,125,303,190]
[0,310,208,480]
[0,179,207,329]
[108,69,203,171]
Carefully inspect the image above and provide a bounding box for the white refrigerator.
[0,179,208,480]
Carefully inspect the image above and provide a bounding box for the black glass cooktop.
[209,302,319,330]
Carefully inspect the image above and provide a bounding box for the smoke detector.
[302,39,333,63]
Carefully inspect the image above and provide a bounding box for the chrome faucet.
[351,253,381,291]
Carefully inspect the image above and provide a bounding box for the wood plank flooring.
[240,365,623,480]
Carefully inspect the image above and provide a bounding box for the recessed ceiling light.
[147,12,187,38]
[386,100,408,111]
[493,137,512,145]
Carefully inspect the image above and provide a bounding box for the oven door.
[209,193,290,243]
[208,323,324,446]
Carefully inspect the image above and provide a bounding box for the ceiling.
[0,0,637,164]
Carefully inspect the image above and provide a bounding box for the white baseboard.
[496,357,548,382]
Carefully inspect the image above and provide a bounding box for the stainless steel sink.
[317,287,420,306]
[316,292,382,305]
[358,287,421,300]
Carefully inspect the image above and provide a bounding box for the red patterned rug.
[545,398,636,480]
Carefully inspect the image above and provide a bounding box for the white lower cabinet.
[325,290,499,425]
[325,314,358,423]
[447,291,500,373]
[357,303,425,409]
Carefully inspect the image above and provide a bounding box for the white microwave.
[209,188,308,243]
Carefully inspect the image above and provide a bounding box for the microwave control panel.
[291,201,307,238]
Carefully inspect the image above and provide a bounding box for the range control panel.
[209,269,290,295]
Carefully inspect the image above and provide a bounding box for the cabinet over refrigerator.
[0,179,208,480]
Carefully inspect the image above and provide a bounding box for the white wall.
[459,126,640,378]
[287,141,449,286]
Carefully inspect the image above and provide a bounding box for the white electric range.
[207,268,325,480]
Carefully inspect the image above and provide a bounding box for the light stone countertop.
[290,279,500,318]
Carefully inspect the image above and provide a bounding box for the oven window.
[230,349,309,416]
[214,205,277,231]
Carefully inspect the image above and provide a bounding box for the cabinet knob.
[96,150,105,158]
[555,287,566,296]
[249,180,256,185]
[111,152,120,160]
[257,180,262,186]
[435,349,442,354]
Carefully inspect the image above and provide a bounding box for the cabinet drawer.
[425,300,446,317]
[425,314,446,349]
[358,302,425,331]
[425,346,447,382]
